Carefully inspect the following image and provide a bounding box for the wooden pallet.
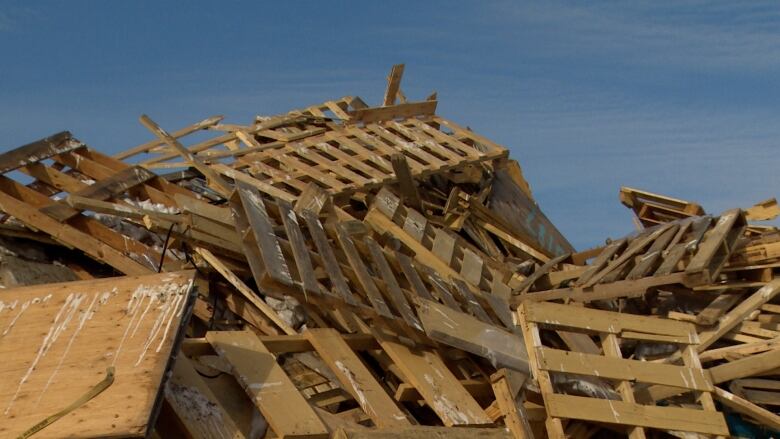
[512,211,747,305]
[517,301,728,437]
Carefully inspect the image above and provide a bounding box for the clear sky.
[1,1,778,249]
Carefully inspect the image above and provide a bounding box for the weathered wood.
[206,331,328,439]
[417,298,528,372]
[0,271,195,439]
[544,394,728,435]
[0,131,79,174]
[305,328,410,428]
[372,327,491,426]
[195,247,296,335]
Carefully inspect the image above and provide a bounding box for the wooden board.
[0,271,195,438]
[206,330,328,439]
[305,328,410,428]
[372,328,491,426]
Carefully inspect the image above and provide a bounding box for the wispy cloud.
[490,0,780,71]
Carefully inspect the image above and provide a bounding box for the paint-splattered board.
[0,270,195,438]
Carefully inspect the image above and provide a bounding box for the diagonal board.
[371,327,491,426]
[305,328,410,428]
[206,330,328,439]
[0,271,195,438]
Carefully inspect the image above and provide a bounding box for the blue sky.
[1,1,778,249]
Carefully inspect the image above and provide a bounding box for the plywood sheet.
[0,271,195,438]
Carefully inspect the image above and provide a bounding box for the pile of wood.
[1,65,779,438]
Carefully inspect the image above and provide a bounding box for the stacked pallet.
[0,65,778,438]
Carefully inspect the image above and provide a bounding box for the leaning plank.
[0,131,80,174]
[696,278,780,352]
[236,181,294,288]
[372,327,492,426]
[417,298,529,372]
[383,64,405,106]
[544,394,729,435]
[165,356,246,439]
[195,247,296,335]
[0,183,150,275]
[42,165,158,221]
[305,328,410,428]
[714,387,780,431]
[139,114,233,197]
[116,115,223,160]
[206,331,328,439]
[0,271,195,439]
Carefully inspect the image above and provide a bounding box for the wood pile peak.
[0,64,778,438]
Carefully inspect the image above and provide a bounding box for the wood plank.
[42,165,158,221]
[206,331,328,438]
[0,131,79,174]
[305,328,410,428]
[713,387,780,431]
[372,328,491,426]
[383,64,405,106]
[536,347,711,390]
[195,247,296,335]
[336,223,393,317]
[116,115,223,160]
[236,181,294,287]
[278,200,321,297]
[165,356,246,439]
[301,210,359,305]
[390,153,423,212]
[489,369,533,439]
[522,301,696,340]
[365,238,422,330]
[417,298,529,372]
[347,101,437,124]
[696,278,780,352]
[139,114,233,197]
[0,271,195,439]
[544,394,728,435]
[0,179,151,275]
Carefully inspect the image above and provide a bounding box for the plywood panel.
[0,271,195,438]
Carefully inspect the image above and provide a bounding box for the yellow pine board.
[373,329,491,426]
[206,331,327,438]
[537,347,712,391]
[544,394,728,435]
[305,328,410,428]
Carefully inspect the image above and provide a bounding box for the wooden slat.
[417,298,528,372]
[236,181,294,287]
[365,238,421,330]
[196,247,296,335]
[536,347,711,390]
[544,394,728,435]
[0,131,78,174]
[305,328,410,428]
[336,223,393,318]
[300,210,359,305]
[206,331,328,439]
[372,328,492,426]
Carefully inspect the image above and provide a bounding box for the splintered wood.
[0,64,779,438]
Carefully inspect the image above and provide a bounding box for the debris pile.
[1,65,779,438]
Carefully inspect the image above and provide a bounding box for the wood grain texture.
[0,271,195,438]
